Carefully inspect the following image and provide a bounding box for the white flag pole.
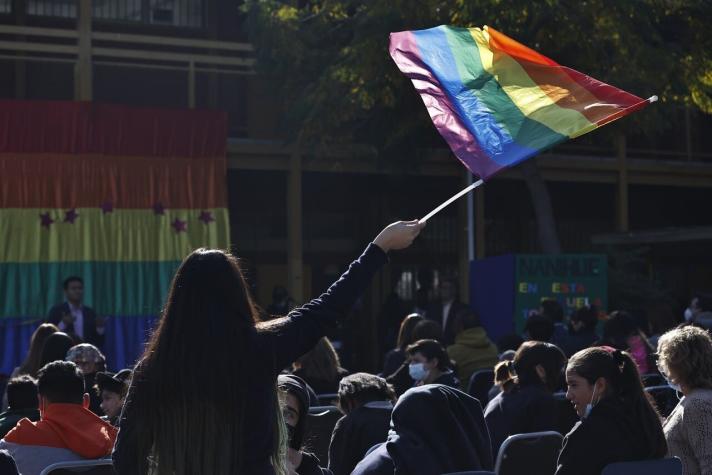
[419,179,484,224]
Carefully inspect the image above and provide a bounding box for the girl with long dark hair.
[382,313,423,377]
[112,221,422,475]
[556,346,667,475]
[484,341,566,455]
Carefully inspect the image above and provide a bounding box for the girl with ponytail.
[556,346,667,475]
[484,341,567,455]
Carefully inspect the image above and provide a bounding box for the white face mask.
[664,376,682,393]
[684,308,694,322]
[408,362,428,381]
[583,383,598,419]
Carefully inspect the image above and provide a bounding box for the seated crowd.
[1,222,711,475]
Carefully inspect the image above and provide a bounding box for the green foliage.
[242,0,712,153]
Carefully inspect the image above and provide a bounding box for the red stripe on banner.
[0,100,227,158]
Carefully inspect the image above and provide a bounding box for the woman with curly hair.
[657,326,712,475]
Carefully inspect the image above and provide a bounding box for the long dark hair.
[127,249,284,475]
[567,347,667,458]
[396,313,424,351]
[295,337,344,383]
[20,323,58,377]
[494,341,566,393]
[39,332,74,368]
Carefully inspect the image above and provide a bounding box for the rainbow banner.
[0,100,230,372]
[389,25,654,180]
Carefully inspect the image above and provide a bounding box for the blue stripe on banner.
[0,315,158,375]
[413,27,538,167]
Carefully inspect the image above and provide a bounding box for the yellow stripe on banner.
[0,208,231,263]
[470,29,597,138]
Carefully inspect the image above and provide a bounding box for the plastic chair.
[601,457,682,475]
[645,385,679,418]
[553,392,579,435]
[642,373,666,388]
[495,431,563,475]
[467,369,494,406]
[39,459,113,475]
[305,405,342,464]
[316,393,339,406]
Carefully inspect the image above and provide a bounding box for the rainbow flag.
[389,25,654,180]
[0,100,230,372]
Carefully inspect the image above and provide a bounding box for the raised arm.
[262,221,423,373]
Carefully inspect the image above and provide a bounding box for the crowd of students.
[0,219,711,475]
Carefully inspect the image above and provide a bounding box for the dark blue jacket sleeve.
[260,243,387,373]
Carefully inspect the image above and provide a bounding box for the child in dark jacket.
[351,384,492,475]
[328,373,395,475]
[484,341,566,455]
[556,346,667,475]
[278,374,331,475]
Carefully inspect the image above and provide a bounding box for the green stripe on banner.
[0,261,181,318]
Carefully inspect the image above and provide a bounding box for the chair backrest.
[645,385,679,418]
[316,393,339,406]
[641,373,666,388]
[601,457,682,475]
[553,392,579,435]
[39,459,113,475]
[467,369,494,406]
[305,405,342,464]
[495,431,563,475]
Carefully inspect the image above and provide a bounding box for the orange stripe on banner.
[486,26,628,124]
[486,26,645,126]
[0,153,227,209]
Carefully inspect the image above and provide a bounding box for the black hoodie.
[352,384,493,475]
[556,397,665,475]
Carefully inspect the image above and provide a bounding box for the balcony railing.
[2,0,205,28]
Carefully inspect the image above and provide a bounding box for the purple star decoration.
[101,201,114,214]
[171,218,187,233]
[64,208,79,224]
[198,210,215,224]
[153,202,166,215]
[39,212,54,229]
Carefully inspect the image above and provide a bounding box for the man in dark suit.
[47,276,105,349]
[427,279,469,346]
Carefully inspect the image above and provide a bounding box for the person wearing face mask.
[556,346,667,475]
[277,375,331,475]
[657,326,712,475]
[405,339,460,389]
[484,341,567,455]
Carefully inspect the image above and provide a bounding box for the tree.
[242,0,712,252]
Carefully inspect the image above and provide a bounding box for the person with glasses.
[657,326,712,475]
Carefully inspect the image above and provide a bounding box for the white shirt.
[442,300,453,330]
[59,302,84,339]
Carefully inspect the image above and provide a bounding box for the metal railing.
[20,0,204,28]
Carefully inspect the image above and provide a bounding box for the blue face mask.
[583,383,598,419]
[408,363,428,381]
[684,307,694,322]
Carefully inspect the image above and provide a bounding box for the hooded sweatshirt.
[447,327,499,389]
[352,384,493,475]
[0,403,117,475]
